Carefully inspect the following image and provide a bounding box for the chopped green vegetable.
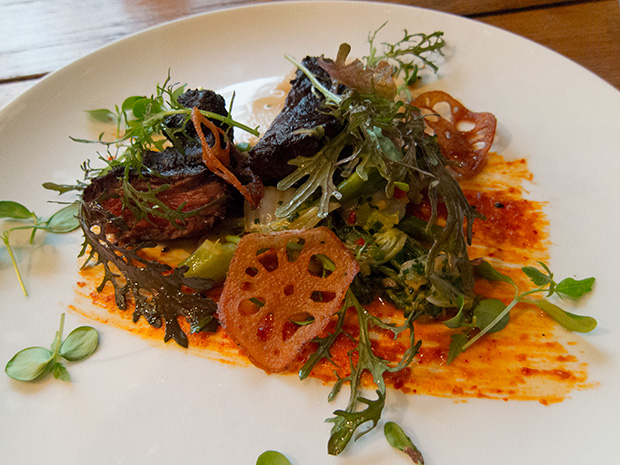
[180,237,237,281]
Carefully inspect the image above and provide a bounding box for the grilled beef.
[164,88,232,149]
[82,146,229,245]
[247,57,343,182]
[81,88,245,245]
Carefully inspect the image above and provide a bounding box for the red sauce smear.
[72,152,595,403]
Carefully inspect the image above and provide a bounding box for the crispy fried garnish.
[413,90,496,178]
[191,107,262,207]
[217,228,359,373]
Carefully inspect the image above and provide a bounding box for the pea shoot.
[0,201,80,295]
[5,313,99,382]
[384,421,425,464]
[446,261,597,363]
[256,451,292,465]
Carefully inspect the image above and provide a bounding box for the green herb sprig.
[446,261,597,363]
[277,24,446,221]
[365,24,445,87]
[1,201,79,295]
[73,73,259,164]
[5,313,99,382]
[300,289,421,455]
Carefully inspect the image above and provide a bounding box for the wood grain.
[0,0,618,110]
[0,0,610,81]
[478,0,620,90]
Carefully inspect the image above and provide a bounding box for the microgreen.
[384,421,425,464]
[446,261,597,363]
[72,73,258,161]
[1,201,79,295]
[5,313,99,382]
[256,451,292,465]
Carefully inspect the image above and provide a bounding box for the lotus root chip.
[414,90,496,177]
[217,227,359,372]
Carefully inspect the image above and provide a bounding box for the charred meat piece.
[82,147,229,245]
[81,86,266,245]
[247,56,344,182]
[164,88,233,148]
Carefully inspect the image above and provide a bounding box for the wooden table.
[1,0,619,110]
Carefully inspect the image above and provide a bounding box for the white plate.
[1,2,620,464]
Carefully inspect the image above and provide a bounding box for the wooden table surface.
[1,0,619,110]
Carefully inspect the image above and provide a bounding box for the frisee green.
[279,38,479,299]
[277,28,446,220]
[1,201,80,295]
[365,23,445,88]
[5,313,99,382]
[299,289,421,455]
[446,261,596,363]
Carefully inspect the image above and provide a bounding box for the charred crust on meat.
[81,154,230,245]
[81,88,246,245]
[164,88,233,149]
[247,57,344,182]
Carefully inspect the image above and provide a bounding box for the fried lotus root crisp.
[413,90,497,178]
[217,227,359,373]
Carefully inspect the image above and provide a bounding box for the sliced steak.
[82,147,229,245]
[247,56,343,182]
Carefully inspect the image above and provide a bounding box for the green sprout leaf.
[86,108,116,123]
[522,265,552,286]
[384,421,424,464]
[474,260,515,286]
[60,326,100,361]
[527,299,597,333]
[449,261,597,363]
[447,333,468,364]
[52,362,71,381]
[42,182,82,195]
[5,347,53,381]
[1,201,80,295]
[443,295,466,328]
[473,298,509,333]
[555,277,596,299]
[0,201,34,220]
[45,203,80,234]
[5,313,99,382]
[256,451,292,465]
